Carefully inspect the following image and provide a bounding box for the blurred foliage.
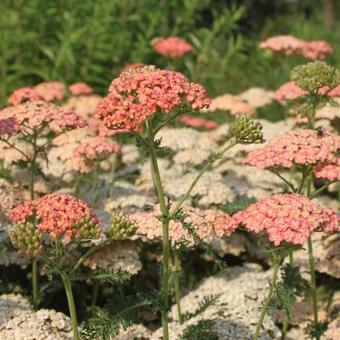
[0,0,339,106]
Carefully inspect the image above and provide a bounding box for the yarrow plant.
[152,36,193,58]
[95,64,264,339]
[8,193,102,340]
[0,100,86,309]
[232,194,338,340]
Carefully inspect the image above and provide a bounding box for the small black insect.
[316,126,325,138]
[143,204,154,211]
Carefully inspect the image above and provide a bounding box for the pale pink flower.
[233,193,339,246]
[300,40,333,60]
[8,87,42,106]
[0,101,86,133]
[95,66,210,132]
[314,158,340,181]
[273,81,307,103]
[121,63,145,73]
[34,81,66,102]
[244,129,340,169]
[180,115,218,130]
[68,82,93,96]
[259,35,305,56]
[152,37,193,58]
[130,205,238,246]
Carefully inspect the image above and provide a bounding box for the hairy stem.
[61,273,79,340]
[254,254,281,340]
[146,119,170,340]
[174,248,183,324]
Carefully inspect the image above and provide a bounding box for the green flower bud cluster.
[107,213,136,240]
[74,216,101,241]
[230,116,264,144]
[291,60,340,93]
[9,222,42,257]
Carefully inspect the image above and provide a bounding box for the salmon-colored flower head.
[244,129,339,169]
[152,36,193,58]
[233,193,339,246]
[95,66,210,132]
[130,205,238,246]
[0,101,86,133]
[68,82,94,96]
[8,193,100,242]
[314,158,340,181]
[273,81,307,103]
[180,115,218,130]
[8,87,42,106]
[34,81,66,102]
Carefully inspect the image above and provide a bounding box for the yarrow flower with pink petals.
[273,81,307,103]
[244,129,339,169]
[68,82,94,96]
[95,66,210,132]
[130,205,238,246]
[152,37,193,58]
[8,87,42,106]
[0,118,21,137]
[232,193,339,246]
[8,193,100,242]
[314,158,340,181]
[260,35,333,60]
[0,101,86,133]
[180,115,218,130]
[34,81,66,102]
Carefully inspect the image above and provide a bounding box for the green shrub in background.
[0,0,339,106]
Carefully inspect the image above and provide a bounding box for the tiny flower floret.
[233,193,339,246]
[95,66,211,131]
[8,193,100,242]
[244,129,340,169]
[152,36,193,58]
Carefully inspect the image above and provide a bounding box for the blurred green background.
[0,0,339,106]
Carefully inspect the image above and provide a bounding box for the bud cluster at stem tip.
[107,213,137,240]
[9,222,42,257]
[230,116,264,144]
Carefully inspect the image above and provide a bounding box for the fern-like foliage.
[270,264,309,318]
[220,196,256,215]
[171,208,226,269]
[308,320,328,340]
[81,291,157,339]
[183,294,221,322]
[84,268,132,284]
[180,320,218,340]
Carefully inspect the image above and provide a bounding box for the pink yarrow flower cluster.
[314,158,340,181]
[34,81,66,102]
[273,81,307,103]
[152,37,193,58]
[180,115,218,130]
[8,193,100,241]
[260,35,333,59]
[68,82,94,96]
[244,129,340,169]
[130,205,238,245]
[95,66,210,132]
[0,101,86,134]
[233,193,339,246]
[8,87,42,106]
[73,137,121,160]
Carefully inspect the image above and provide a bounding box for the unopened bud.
[230,116,264,144]
[107,213,136,240]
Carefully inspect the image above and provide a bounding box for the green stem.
[281,250,293,339]
[146,119,170,340]
[309,181,335,199]
[308,237,319,338]
[61,273,79,340]
[270,169,296,193]
[254,255,281,340]
[32,259,38,310]
[174,249,183,324]
[170,139,237,216]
